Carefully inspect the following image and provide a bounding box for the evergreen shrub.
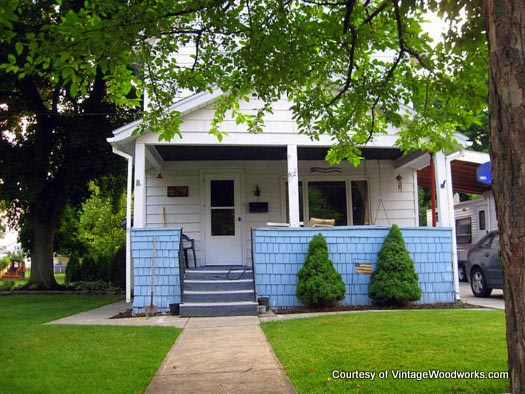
[296,233,346,307]
[109,244,126,289]
[65,253,82,283]
[368,224,422,306]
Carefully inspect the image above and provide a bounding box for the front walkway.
[146,316,295,394]
[45,300,188,327]
[47,301,295,394]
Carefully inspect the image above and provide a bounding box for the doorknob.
[238,217,242,221]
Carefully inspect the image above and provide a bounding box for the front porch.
[130,225,454,316]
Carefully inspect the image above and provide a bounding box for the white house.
[108,89,474,315]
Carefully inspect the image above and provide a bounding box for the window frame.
[455,217,473,244]
[281,176,370,226]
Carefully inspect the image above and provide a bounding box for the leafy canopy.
[1,1,487,164]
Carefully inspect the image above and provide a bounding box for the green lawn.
[0,270,65,289]
[262,310,508,394]
[0,295,181,394]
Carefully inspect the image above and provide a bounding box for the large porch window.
[284,179,369,225]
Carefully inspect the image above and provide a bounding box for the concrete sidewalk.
[45,300,188,328]
[47,302,295,393]
[146,316,295,394]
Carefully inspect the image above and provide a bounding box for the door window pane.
[211,180,234,207]
[351,180,369,225]
[308,181,347,226]
[211,209,235,236]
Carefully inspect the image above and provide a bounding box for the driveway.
[459,282,504,310]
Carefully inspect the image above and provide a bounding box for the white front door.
[204,173,243,265]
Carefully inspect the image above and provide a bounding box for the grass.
[262,310,508,394]
[0,295,181,394]
[0,269,66,289]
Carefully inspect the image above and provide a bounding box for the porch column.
[287,144,301,227]
[433,152,452,227]
[134,142,146,228]
[433,151,460,301]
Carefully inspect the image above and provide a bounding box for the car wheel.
[470,267,493,297]
[458,264,467,282]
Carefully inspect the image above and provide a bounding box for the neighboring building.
[425,151,495,282]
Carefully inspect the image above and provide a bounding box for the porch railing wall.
[130,227,183,315]
[253,226,455,308]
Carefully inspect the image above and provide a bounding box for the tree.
[77,180,126,263]
[483,1,525,391]
[57,177,126,284]
[369,224,421,306]
[296,233,346,307]
[0,1,137,288]
[2,1,524,390]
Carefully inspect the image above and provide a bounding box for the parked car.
[466,230,502,297]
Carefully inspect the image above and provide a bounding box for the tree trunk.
[27,205,59,289]
[484,1,525,392]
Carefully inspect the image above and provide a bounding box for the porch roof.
[154,145,404,161]
[417,151,492,195]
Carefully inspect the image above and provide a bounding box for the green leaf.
[15,42,23,55]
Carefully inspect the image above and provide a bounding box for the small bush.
[70,280,120,292]
[368,224,422,306]
[109,244,126,289]
[296,233,346,308]
[65,254,82,283]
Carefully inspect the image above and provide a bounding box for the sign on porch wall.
[167,186,189,197]
[248,202,269,213]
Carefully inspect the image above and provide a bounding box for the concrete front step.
[184,290,255,303]
[179,301,259,317]
[181,266,257,317]
[184,279,254,292]
[184,268,254,281]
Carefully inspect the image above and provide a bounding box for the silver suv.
[466,230,502,297]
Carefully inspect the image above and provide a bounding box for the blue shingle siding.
[131,228,182,315]
[253,226,455,308]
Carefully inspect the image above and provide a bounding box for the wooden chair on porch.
[182,234,197,268]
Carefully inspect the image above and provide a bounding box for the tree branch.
[361,1,390,26]
[392,0,431,71]
[342,0,357,34]
[300,0,347,5]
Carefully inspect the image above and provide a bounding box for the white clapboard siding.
[142,157,418,265]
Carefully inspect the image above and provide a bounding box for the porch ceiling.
[417,160,492,195]
[154,145,404,161]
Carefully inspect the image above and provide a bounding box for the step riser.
[184,271,254,281]
[184,293,255,303]
[181,267,257,317]
[184,281,254,292]
[180,304,258,317]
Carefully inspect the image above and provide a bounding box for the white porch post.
[134,142,146,228]
[287,144,301,227]
[433,151,460,301]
